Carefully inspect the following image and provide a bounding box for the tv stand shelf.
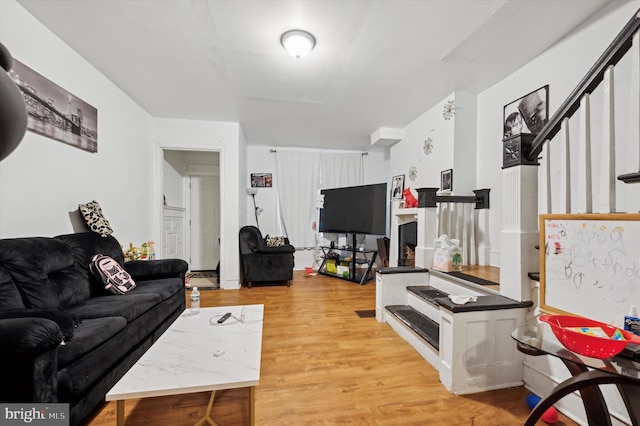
[318,244,378,285]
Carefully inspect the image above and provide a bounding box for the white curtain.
[275,151,365,249]
[319,153,364,189]
[275,151,320,248]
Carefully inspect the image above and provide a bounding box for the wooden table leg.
[194,391,218,426]
[249,386,255,426]
[116,400,125,426]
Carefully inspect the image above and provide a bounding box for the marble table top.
[106,304,264,401]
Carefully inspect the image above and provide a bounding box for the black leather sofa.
[239,225,295,287]
[0,232,188,425]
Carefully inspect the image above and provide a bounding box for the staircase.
[377,266,532,395]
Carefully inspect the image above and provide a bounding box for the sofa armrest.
[124,258,189,281]
[0,318,59,402]
[255,245,295,255]
[0,317,63,355]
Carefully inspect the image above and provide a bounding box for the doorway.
[189,174,220,270]
[161,150,220,273]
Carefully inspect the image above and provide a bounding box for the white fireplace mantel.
[395,207,418,224]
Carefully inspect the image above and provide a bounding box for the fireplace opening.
[398,222,417,267]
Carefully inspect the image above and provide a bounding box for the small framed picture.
[251,173,272,188]
[503,85,549,138]
[391,175,405,199]
[441,169,453,192]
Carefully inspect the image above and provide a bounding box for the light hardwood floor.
[87,270,576,425]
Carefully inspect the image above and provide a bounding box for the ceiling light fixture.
[280,29,316,59]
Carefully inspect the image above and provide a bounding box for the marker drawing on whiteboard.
[554,242,562,254]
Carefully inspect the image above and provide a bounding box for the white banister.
[559,118,571,213]
[626,31,640,212]
[577,94,592,213]
[598,65,616,213]
[539,140,552,214]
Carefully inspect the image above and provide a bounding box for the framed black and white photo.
[10,59,98,153]
[251,173,272,188]
[503,85,549,138]
[441,169,453,192]
[391,174,405,199]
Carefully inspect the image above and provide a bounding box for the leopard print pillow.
[264,235,285,247]
[79,201,113,237]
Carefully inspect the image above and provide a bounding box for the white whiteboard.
[540,214,640,326]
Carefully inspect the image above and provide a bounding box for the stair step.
[407,286,449,305]
[385,305,439,350]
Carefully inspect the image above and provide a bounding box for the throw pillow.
[79,200,113,237]
[89,254,136,295]
[265,235,285,247]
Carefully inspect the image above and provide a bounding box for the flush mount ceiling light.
[280,29,316,59]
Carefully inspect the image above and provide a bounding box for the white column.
[500,166,539,301]
[415,207,437,268]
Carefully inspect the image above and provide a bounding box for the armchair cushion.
[255,245,296,255]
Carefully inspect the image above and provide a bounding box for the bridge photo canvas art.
[9,59,98,153]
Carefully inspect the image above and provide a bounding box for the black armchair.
[239,226,295,287]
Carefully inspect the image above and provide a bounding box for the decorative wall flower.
[423,138,433,156]
[408,166,418,181]
[443,100,457,120]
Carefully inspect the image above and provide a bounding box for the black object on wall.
[319,183,387,235]
[0,43,27,161]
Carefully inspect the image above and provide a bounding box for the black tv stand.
[318,234,378,285]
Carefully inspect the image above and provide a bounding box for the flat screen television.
[319,183,387,235]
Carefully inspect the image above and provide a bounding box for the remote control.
[217,312,232,323]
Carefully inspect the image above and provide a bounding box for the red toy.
[526,393,558,424]
[403,187,418,208]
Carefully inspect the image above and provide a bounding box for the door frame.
[157,146,224,283]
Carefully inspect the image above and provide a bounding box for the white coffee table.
[106,304,264,426]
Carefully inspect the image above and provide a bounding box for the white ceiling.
[17,0,615,151]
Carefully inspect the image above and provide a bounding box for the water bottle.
[624,305,640,336]
[190,287,200,315]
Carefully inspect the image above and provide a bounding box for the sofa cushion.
[0,238,90,310]
[58,317,127,367]
[55,233,126,297]
[0,266,25,310]
[65,292,161,322]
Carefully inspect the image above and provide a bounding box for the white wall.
[0,0,155,245]
[245,146,388,270]
[162,151,220,209]
[162,150,185,207]
[477,1,639,267]
[390,92,463,194]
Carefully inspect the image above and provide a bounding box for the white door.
[189,175,220,270]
